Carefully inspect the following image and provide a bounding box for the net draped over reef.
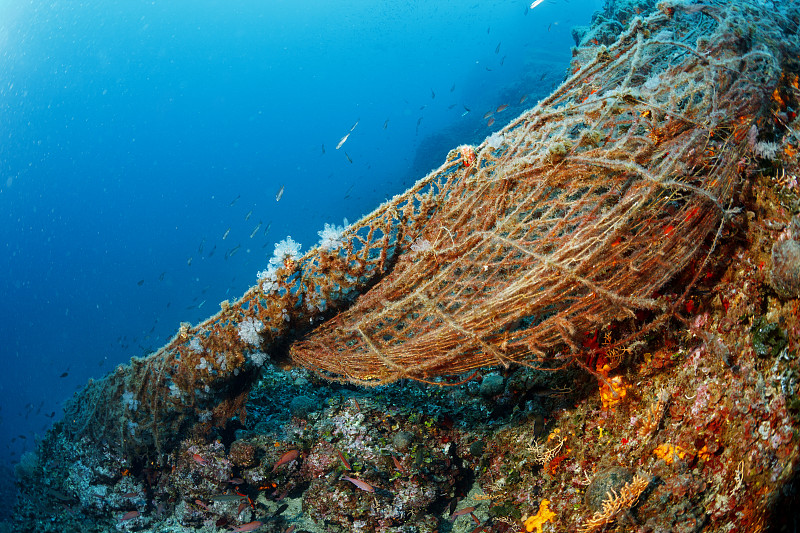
[62,0,785,460]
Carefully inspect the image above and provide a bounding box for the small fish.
[159,271,165,281]
[119,510,140,521]
[495,42,501,54]
[228,244,241,257]
[496,104,508,113]
[344,151,353,163]
[540,71,548,80]
[349,119,359,132]
[198,238,205,254]
[192,453,208,466]
[137,279,144,286]
[341,476,375,493]
[59,372,68,378]
[284,526,296,533]
[229,194,241,207]
[194,499,212,512]
[431,88,435,99]
[487,118,495,127]
[383,119,389,129]
[187,257,193,266]
[450,83,455,92]
[337,450,352,471]
[519,94,528,104]
[451,506,476,520]
[483,111,494,119]
[245,209,253,221]
[272,449,300,471]
[230,521,262,532]
[530,0,545,8]
[321,143,325,154]
[276,185,284,202]
[208,245,216,257]
[392,455,406,473]
[250,222,262,239]
[198,300,206,309]
[223,227,231,240]
[263,222,271,236]
[500,55,506,66]
[487,26,490,34]
[336,132,350,150]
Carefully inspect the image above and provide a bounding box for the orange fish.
[392,455,407,473]
[451,506,476,520]
[341,475,375,493]
[119,510,140,521]
[272,449,300,471]
[487,118,495,127]
[337,450,352,470]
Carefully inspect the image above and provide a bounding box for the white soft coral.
[269,236,302,268]
[317,223,346,251]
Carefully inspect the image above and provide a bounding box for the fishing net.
[61,0,785,460]
[290,2,781,383]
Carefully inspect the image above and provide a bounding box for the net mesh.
[61,0,785,459]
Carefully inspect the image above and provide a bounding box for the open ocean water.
[0,0,604,516]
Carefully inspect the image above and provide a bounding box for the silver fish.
[276,185,284,202]
[336,133,350,150]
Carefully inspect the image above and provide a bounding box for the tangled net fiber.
[61,0,788,460]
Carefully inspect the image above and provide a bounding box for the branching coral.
[579,474,650,533]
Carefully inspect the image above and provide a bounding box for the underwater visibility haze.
[0,0,601,515]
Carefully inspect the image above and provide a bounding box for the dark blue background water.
[0,0,601,512]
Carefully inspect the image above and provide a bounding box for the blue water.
[0,0,602,512]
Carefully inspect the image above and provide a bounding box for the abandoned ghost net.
[62,0,783,460]
[290,2,780,382]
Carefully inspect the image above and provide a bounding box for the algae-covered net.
[62,0,784,459]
